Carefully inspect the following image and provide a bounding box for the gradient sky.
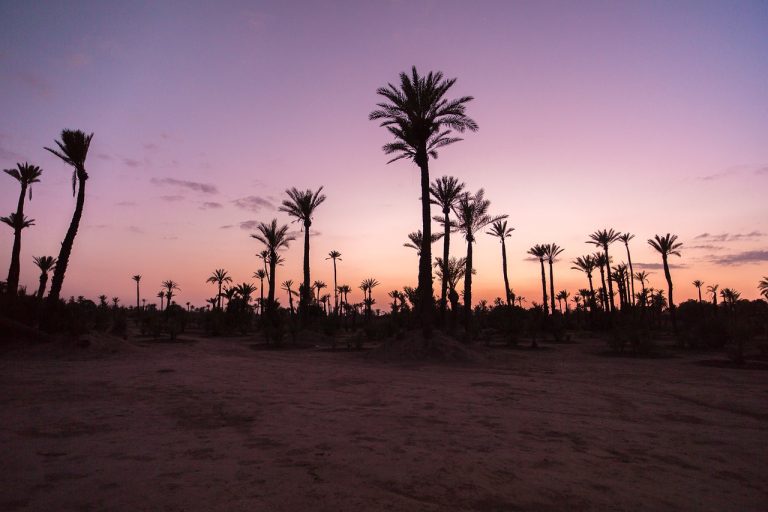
[1,1,767,309]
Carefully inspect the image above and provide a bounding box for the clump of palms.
[33,256,56,299]
[588,229,621,313]
[279,187,326,312]
[572,255,597,311]
[359,278,380,318]
[370,66,477,337]
[618,233,636,305]
[4,162,43,296]
[430,175,465,319]
[648,234,683,333]
[251,219,295,317]
[162,280,180,308]
[486,220,514,306]
[253,269,267,316]
[206,269,232,310]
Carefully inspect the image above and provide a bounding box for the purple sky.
[1,1,767,307]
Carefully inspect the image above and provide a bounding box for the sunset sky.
[1,1,766,309]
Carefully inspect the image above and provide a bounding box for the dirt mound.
[367,330,484,363]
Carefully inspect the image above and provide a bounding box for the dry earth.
[1,332,766,511]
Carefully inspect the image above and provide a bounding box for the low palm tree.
[281,280,297,315]
[279,187,326,311]
[556,290,570,313]
[157,290,165,311]
[454,189,507,329]
[544,243,565,314]
[588,229,621,312]
[234,283,257,306]
[759,277,768,301]
[162,280,180,308]
[313,280,327,305]
[692,280,704,303]
[44,129,93,305]
[112,297,119,308]
[648,234,683,333]
[707,284,719,306]
[253,269,267,316]
[4,162,43,296]
[251,219,295,317]
[634,271,650,307]
[433,256,470,303]
[359,278,380,317]
[370,67,478,337]
[571,255,597,311]
[326,250,342,313]
[337,284,351,313]
[33,256,56,299]
[206,269,232,310]
[430,175,465,320]
[618,233,636,304]
[486,220,515,305]
[527,244,549,315]
[1,213,36,287]
[132,275,142,310]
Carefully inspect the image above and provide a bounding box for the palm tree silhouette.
[370,66,477,336]
[486,220,515,306]
[234,282,257,306]
[588,229,621,312]
[33,256,56,299]
[279,187,326,312]
[162,280,180,308]
[527,244,549,315]
[157,290,165,311]
[453,189,506,329]
[206,269,232,310]
[707,284,719,306]
[692,280,704,303]
[3,163,42,296]
[132,275,142,310]
[251,219,295,316]
[556,290,570,314]
[326,250,342,314]
[430,175,465,319]
[648,234,682,333]
[313,280,327,305]
[337,284,351,313]
[253,269,267,316]
[281,280,296,315]
[571,255,597,311]
[404,230,443,254]
[43,130,93,305]
[593,252,610,311]
[759,277,768,301]
[544,243,565,314]
[634,271,650,306]
[618,233,636,305]
[433,256,470,301]
[359,278,380,318]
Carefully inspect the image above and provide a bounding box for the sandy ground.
[1,332,766,511]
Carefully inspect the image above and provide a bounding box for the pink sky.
[1,1,766,309]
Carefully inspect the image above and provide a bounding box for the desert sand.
[1,333,766,511]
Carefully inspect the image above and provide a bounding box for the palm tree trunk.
[136,282,140,310]
[539,259,548,314]
[663,255,677,333]
[501,239,511,305]
[332,260,338,314]
[217,282,222,310]
[5,183,27,296]
[301,220,311,311]
[47,172,87,304]
[548,260,556,314]
[587,273,596,312]
[37,272,48,300]
[440,207,450,322]
[625,244,635,305]
[418,158,433,337]
[598,265,607,312]
[464,239,473,332]
[604,246,615,312]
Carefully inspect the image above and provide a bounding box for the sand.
[1,332,766,511]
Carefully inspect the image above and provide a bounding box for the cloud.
[127,225,144,234]
[96,153,112,160]
[232,195,274,212]
[123,158,141,168]
[150,177,218,194]
[633,262,688,270]
[694,231,764,242]
[710,250,768,266]
[144,143,158,151]
[239,220,260,230]
[220,225,234,229]
[162,235,178,240]
[160,195,185,202]
[698,169,738,181]
[116,201,136,207]
[687,244,724,251]
[200,201,222,210]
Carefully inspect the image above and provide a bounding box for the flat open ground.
[1,333,766,511]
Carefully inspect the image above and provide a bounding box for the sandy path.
[1,335,766,511]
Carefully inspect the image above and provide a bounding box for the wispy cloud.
[127,225,144,234]
[697,169,738,181]
[96,153,112,160]
[200,201,223,210]
[220,225,234,229]
[687,244,724,251]
[710,250,768,266]
[143,143,158,151]
[160,195,185,202]
[150,177,218,194]
[694,231,764,242]
[232,195,274,212]
[239,220,260,230]
[116,201,136,207]
[633,261,688,270]
[123,158,141,168]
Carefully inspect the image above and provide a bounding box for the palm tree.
[618,233,636,305]
[234,283,257,306]
[403,230,443,254]
[692,280,704,303]
[430,175,465,319]
[486,220,515,305]
[157,290,165,311]
[571,255,597,311]
[33,256,56,299]
[281,280,296,315]
[4,163,43,296]
[634,271,650,307]
[593,252,610,311]
[433,256,470,302]
[206,269,232,310]
[313,280,327,305]
[251,219,295,316]
[1,215,35,263]
[337,284,351,313]
[162,280,180,308]
[453,189,506,329]
[43,129,93,305]
[588,229,621,312]
[556,290,570,313]
[544,243,565,314]
[759,277,768,301]
[370,67,478,336]
[253,269,267,316]
[132,275,142,310]
[359,278,380,318]
[648,234,683,333]
[279,187,326,311]
[707,284,719,306]
[326,250,342,313]
[527,244,549,315]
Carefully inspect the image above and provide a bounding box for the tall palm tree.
[759,277,768,301]
[618,233,636,305]
[206,269,232,310]
[404,230,443,254]
[527,244,549,315]
[279,187,326,311]
[162,280,180,308]
[707,284,719,306]
[692,280,704,303]
[251,219,295,316]
[370,67,478,336]
[571,255,597,311]
[4,163,43,296]
[33,256,56,299]
[588,229,621,312]
[43,130,93,305]
[648,234,683,333]
[132,275,142,310]
[326,250,342,313]
[253,269,267,316]
[157,290,165,311]
[486,220,515,305]
[281,280,296,315]
[593,252,609,311]
[453,189,506,328]
[430,175,465,319]
[544,243,565,314]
